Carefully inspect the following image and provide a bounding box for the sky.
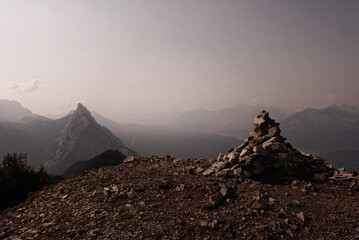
[0,0,359,119]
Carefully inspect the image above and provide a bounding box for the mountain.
[62,149,126,179]
[44,103,139,174]
[92,111,242,159]
[281,104,359,152]
[90,104,288,159]
[0,103,138,174]
[0,99,34,122]
[320,150,359,171]
[114,104,290,139]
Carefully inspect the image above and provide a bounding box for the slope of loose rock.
[1,156,359,240]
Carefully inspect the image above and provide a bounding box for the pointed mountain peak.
[74,103,91,115]
[76,102,88,111]
[70,103,96,124]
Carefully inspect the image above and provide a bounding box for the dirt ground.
[1,156,359,240]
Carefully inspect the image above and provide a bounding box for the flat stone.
[203,168,215,176]
[253,145,269,156]
[240,149,251,158]
[296,212,306,223]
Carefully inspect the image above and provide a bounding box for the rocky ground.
[1,111,359,239]
[1,155,359,240]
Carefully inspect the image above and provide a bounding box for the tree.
[0,153,63,211]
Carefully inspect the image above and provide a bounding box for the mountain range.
[1,100,359,171]
[0,102,138,174]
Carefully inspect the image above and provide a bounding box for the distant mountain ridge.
[281,104,359,152]
[0,99,34,122]
[0,103,139,174]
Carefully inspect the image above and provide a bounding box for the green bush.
[0,153,63,210]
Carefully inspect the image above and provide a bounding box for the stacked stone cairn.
[204,110,334,184]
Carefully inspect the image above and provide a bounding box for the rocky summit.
[204,110,333,184]
[1,111,359,239]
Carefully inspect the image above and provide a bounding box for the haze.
[1,0,358,120]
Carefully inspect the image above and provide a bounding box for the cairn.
[204,110,333,183]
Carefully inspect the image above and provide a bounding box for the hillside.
[281,104,359,151]
[0,103,138,174]
[1,111,359,239]
[0,99,34,122]
[62,149,127,179]
[1,156,358,239]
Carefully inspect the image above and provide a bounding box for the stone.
[159,180,173,189]
[267,126,281,137]
[271,142,288,152]
[203,168,215,176]
[210,220,219,229]
[252,159,265,175]
[252,198,269,210]
[227,152,238,164]
[110,185,119,194]
[209,192,224,207]
[219,186,229,197]
[312,173,326,183]
[253,145,269,156]
[253,116,266,133]
[103,188,111,198]
[338,167,346,173]
[212,161,225,171]
[296,212,306,223]
[240,149,251,158]
[199,220,208,227]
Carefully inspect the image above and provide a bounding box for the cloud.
[9,79,40,93]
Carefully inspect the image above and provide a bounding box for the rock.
[296,212,306,223]
[212,161,225,171]
[227,153,239,164]
[209,192,224,207]
[219,185,229,197]
[124,156,136,163]
[159,180,173,189]
[240,149,252,158]
[210,220,219,229]
[110,184,119,194]
[199,220,208,227]
[175,184,185,192]
[253,145,269,156]
[252,158,265,175]
[203,168,215,176]
[267,126,281,137]
[338,167,346,173]
[270,142,288,152]
[313,173,326,183]
[103,188,111,198]
[253,115,266,133]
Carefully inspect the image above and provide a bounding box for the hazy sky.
[1,0,359,119]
